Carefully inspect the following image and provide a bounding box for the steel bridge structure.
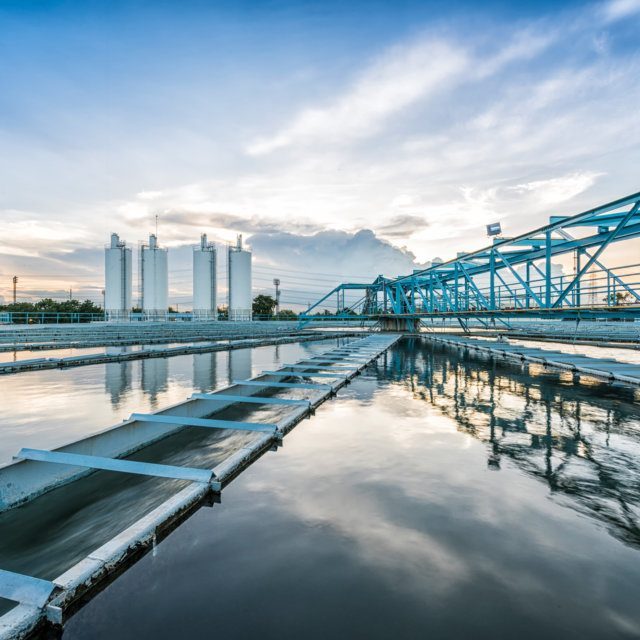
[300,191,640,331]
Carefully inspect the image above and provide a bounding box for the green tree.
[604,291,631,306]
[0,298,103,322]
[276,309,297,320]
[252,295,277,318]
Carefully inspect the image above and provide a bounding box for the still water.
[56,338,640,640]
[0,342,223,364]
[0,338,358,618]
[0,340,339,466]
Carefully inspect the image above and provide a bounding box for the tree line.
[0,294,339,321]
[0,298,103,315]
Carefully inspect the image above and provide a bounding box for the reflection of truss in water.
[376,340,640,548]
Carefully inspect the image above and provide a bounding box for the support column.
[545,232,552,308]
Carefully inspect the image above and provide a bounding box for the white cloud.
[247,27,557,158]
[0,213,91,257]
[247,39,469,155]
[136,190,165,200]
[476,30,555,78]
[510,172,604,205]
[602,0,640,22]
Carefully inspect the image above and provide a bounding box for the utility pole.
[273,278,280,316]
[12,276,17,304]
[69,288,72,301]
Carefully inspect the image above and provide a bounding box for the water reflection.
[228,348,252,384]
[193,352,217,393]
[104,361,132,408]
[378,338,640,548]
[141,358,169,407]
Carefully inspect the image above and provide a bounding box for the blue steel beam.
[232,380,332,390]
[301,191,640,322]
[552,202,640,308]
[129,413,279,433]
[191,393,311,407]
[557,229,640,304]
[15,448,214,483]
[260,371,349,378]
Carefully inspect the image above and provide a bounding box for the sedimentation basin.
[2,334,640,639]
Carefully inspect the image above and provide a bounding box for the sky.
[0,0,639,309]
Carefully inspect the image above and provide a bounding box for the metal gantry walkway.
[300,191,640,328]
[0,334,400,640]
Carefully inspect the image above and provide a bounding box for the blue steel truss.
[301,191,640,325]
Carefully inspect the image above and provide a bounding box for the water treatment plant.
[2,1,640,638]
[1,190,640,639]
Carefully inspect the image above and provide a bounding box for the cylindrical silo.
[228,235,252,321]
[140,234,168,320]
[104,233,132,321]
[193,234,217,320]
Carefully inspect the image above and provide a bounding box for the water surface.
[60,338,640,639]
[0,340,344,466]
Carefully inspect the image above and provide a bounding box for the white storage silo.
[228,235,252,321]
[140,234,168,320]
[193,234,217,320]
[104,233,132,321]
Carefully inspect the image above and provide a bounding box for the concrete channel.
[0,321,369,353]
[424,334,640,386]
[0,331,362,375]
[0,323,324,353]
[0,333,400,639]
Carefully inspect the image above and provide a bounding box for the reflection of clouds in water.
[243,338,640,607]
[244,388,582,601]
[246,477,469,597]
[243,397,479,595]
[384,341,640,549]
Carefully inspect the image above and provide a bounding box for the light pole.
[273,278,280,317]
[12,276,17,304]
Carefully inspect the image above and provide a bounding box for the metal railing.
[301,191,640,324]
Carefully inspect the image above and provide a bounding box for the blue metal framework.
[301,191,640,326]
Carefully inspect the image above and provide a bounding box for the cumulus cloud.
[249,229,428,279]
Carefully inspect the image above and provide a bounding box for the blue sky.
[0,0,639,308]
